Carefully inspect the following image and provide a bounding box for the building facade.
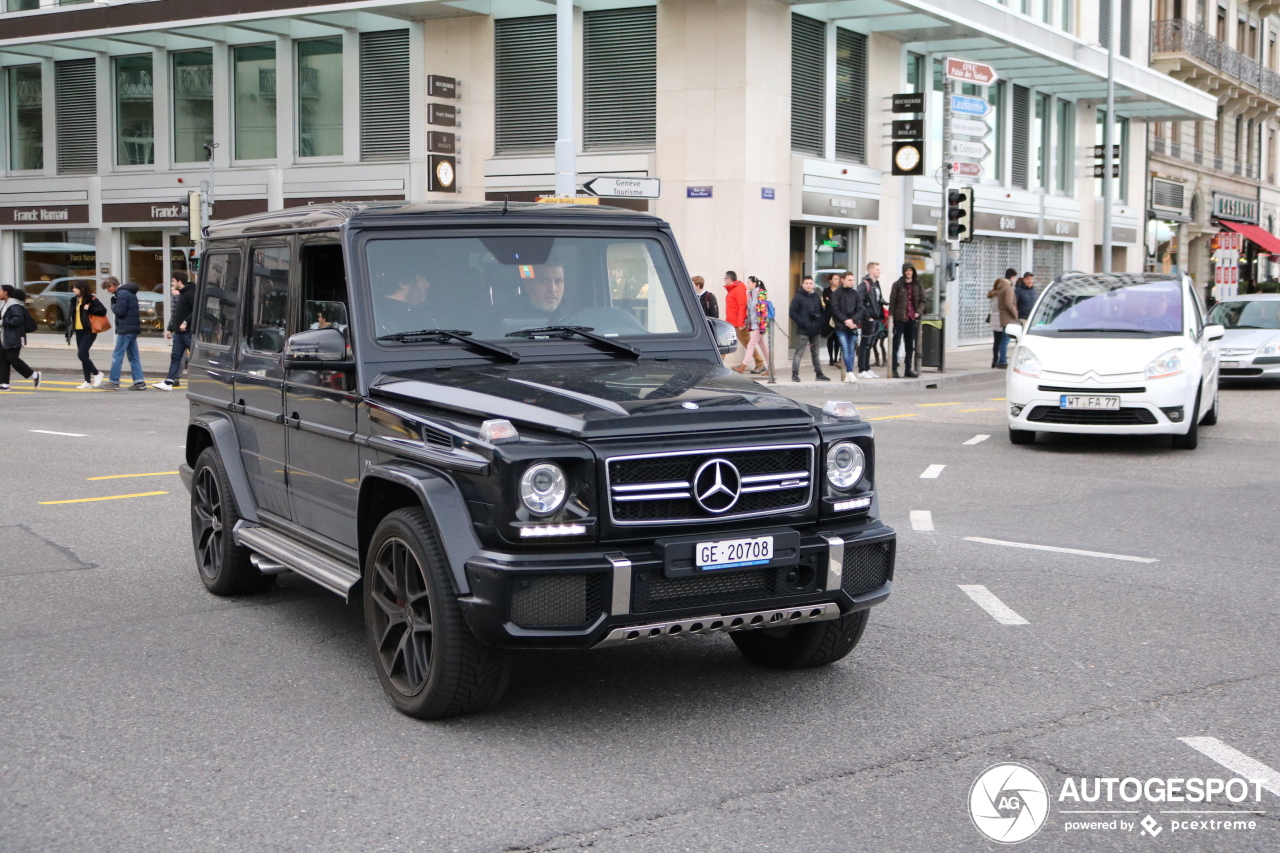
[1,0,1213,352]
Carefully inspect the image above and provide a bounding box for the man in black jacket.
[103,277,146,391]
[692,276,718,318]
[788,276,830,382]
[855,263,884,378]
[829,272,864,383]
[1015,272,1037,320]
[154,273,195,390]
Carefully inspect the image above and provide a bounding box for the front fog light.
[826,442,865,490]
[1010,404,1023,417]
[520,463,567,515]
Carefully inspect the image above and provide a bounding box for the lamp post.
[1102,0,1116,273]
[554,0,576,197]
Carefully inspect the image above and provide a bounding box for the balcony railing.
[1152,19,1280,100]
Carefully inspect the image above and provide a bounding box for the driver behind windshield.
[523,264,566,319]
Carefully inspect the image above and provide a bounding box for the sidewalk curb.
[757,367,1005,391]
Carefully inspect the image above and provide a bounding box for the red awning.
[1219,219,1280,255]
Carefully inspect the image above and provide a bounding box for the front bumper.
[458,519,896,649]
[1006,371,1195,435]
[1219,355,1280,379]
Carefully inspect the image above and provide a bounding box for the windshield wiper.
[377,328,521,362]
[1054,328,1163,334]
[505,325,641,359]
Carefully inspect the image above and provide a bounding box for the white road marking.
[958,585,1029,625]
[963,536,1159,563]
[1179,737,1280,798]
[910,511,934,532]
[963,434,991,445]
[920,464,946,479]
[28,430,87,438]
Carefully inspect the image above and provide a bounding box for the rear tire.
[364,508,510,719]
[1172,392,1200,449]
[730,608,870,669]
[190,447,276,595]
[1009,427,1036,445]
[1200,390,1218,426]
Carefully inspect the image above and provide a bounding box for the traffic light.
[946,187,973,243]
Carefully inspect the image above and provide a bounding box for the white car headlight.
[1145,348,1185,379]
[826,441,865,491]
[519,463,567,515]
[1011,347,1042,378]
[1259,339,1280,356]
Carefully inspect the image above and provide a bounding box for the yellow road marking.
[40,491,169,505]
[990,397,1006,401]
[38,380,90,386]
[918,402,962,407]
[958,408,997,412]
[87,471,179,481]
[865,414,919,421]
[1,391,35,395]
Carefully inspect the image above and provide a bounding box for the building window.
[234,44,276,161]
[359,30,411,161]
[7,65,42,171]
[297,38,343,158]
[1033,93,1050,189]
[983,81,1004,183]
[1061,0,1073,32]
[6,0,39,10]
[790,14,825,156]
[584,7,656,151]
[834,28,867,163]
[1235,114,1243,172]
[115,55,153,166]
[1099,0,1132,57]
[172,50,213,163]
[494,16,555,154]
[1011,84,1030,189]
[1056,98,1074,193]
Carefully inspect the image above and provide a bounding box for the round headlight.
[826,442,865,490]
[520,463,567,515]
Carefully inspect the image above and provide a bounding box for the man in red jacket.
[723,271,762,371]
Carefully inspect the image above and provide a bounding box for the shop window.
[115,55,154,166]
[297,38,343,158]
[8,65,43,171]
[584,8,656,151]
[19,230,97,333]
[234,44,277,161]
[173,50,214,163]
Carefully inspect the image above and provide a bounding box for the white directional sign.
[949,117,991,139]
[949,139,991,160]
[949,95,991,118]
[582,176,661,199]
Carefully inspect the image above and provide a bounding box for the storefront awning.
[1218,220,1280,255]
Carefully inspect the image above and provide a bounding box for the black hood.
[369,359,817,438]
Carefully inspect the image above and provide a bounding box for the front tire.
[730,608,870,669]
[1009,427,1036,445]
[363,508,510,719]
[190,447,276,595]
[1201,390,1218,426]
[1172,392,1200,449]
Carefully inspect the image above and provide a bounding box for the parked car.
[1004,272,1222,449]
[1207,293,1280,380]
[24,277,98,331]
[178,202,897,719]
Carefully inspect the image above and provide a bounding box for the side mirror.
[285,327,351,366]
[708,318,738,354]
[1204,323,1225,342]
[1004,322,1023,340]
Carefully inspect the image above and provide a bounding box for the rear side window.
[196,251,242,347]
[245,244,291,353]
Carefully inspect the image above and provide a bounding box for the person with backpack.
[0,284,42,390]
[154,273,195,390]
[102,276,146,391]
[692,276,719,319]
[788,275,830,382]
[732,276,771,375]
[856,262,885,379]
[64,281,108,389]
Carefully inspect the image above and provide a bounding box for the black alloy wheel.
[190,447,275,595]
[368,537,434,696]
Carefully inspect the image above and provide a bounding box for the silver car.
[1208,294,1280,380]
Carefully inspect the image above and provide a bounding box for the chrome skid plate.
[594,602,842,648]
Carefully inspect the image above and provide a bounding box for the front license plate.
[695,535,774,571]
[1061,394,1120,410]
[1221,361,1239,368]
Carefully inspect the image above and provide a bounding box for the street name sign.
[949,117,991,139]
[950,161,983,178]
[949,95,991,117]
[582,176,661,199]
[945,57,999,85]
[949,139,991,160]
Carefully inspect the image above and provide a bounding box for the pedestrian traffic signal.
[946,187,973,243]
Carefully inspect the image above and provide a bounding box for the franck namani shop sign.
[0,205,90,225]
[1213,192,1258,224]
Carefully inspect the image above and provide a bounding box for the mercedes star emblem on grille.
[693,458,741,513]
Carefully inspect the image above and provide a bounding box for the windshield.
[364,234,695,342]
[1207,300,1280,329]
[1027,277,1183,335]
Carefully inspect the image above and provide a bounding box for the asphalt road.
[1,374,1277,852]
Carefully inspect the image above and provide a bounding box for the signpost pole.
[1102,0,1115,273]
[554,0,576,197]
[938,78,951,375]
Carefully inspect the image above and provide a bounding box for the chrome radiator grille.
[606,444,814,525]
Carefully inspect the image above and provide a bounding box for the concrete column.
[865,34,904,280]
[407,20,428,201]
[211,43,231,169]
[424,15,495,202]
[343,29,361,164]
[96,53,112,174]
[655,0,793,370]
[275,35,295,167]
[151,47,171,172]
[41,58,56,178]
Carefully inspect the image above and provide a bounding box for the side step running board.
[235,523,361,601]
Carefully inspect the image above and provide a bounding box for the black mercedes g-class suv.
[179,201,895,719]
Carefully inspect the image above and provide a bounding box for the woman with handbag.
[1,284,41,391]
[65,281,109,389]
